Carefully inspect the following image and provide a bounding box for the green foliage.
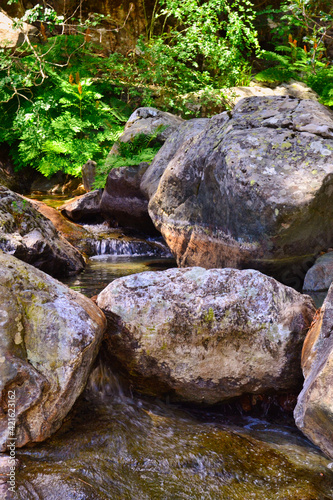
[101,0,260,114]
[255,1,333,105]
[307,68,333,106]
[93,129,165,189]
[0,68,126,177]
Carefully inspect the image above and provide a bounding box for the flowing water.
[11,253,333,499]
[8,206,333,499]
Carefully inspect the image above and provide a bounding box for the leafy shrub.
[93,129,165,189]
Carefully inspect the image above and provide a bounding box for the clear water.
[8,200,333,499]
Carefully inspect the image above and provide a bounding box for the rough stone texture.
[303,251,333,292]
[28,198,93,254]
[97,267,315,404]
[82,160,97,192]
[295,283,333,459]
[0,186,85,277]
[117,107,184,146]
[0,252,106,450]
[148,96,333,281]
[140,118,209,200]
[0,8,37,48]
[100,162,158,233]
[60,189,103,222]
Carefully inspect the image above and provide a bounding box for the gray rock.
[140,118,209,199]
[148,96,333,282]
[303,251,333,292]
[60,189,103,222]
[120,107,184,144]
[294,283,333,459]
[0,252,106,450]
[100,162,158,233]
[82,160,97,192]
[97,266,315,404]
[0,186,85,277]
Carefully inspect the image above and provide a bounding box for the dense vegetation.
[0,0,332,185]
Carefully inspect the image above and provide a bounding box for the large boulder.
[140,118,209,200]
[294,283,333,459]
[100,162,158,233]
[28,197,93,254]
[0,186,85,277]
[97,267,315,404]
[148,96,333,285]
[0,252,106,450]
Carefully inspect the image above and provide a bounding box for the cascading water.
[13,348,333,499]
[82,222,173,258]
[9,202,333,499]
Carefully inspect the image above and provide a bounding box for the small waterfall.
[86,353,126,403]
[89,238,172,257]
[81,223,173,258]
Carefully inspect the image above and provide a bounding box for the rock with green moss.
[97,266,315,404]
[294,282,333,459]
[0,251,106,451]
[0,185,85,277]
[148,96,333,283]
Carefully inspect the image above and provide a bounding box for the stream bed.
[11,253,333,499]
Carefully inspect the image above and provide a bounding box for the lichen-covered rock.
[295,283,333,459]
[140,118,209,200]
[28,198,93,254]
[60,189,103,222]
[303,251,333,292]
[0,186,85,277]
[0,252,106,450]
[100,162,158,233]
[119,107,184,145]
[97,267,315,404]
[148,96,333,282]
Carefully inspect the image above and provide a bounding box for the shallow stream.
[10,199,333,499]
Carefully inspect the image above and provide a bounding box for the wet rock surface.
[0,186,85,277]
[148,96,333,282]
[295,282,333,459]
[97,266,315,404]
[0,252,106,451]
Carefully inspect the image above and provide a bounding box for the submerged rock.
[148,96,333,284]
[295,283,333,459]
[303,251,333,292]
[97,267,315,404]
[13,387,333,500]
[0,186,85,277]
[0,252,106,450]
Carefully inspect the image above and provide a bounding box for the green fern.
[93,128,166,189]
